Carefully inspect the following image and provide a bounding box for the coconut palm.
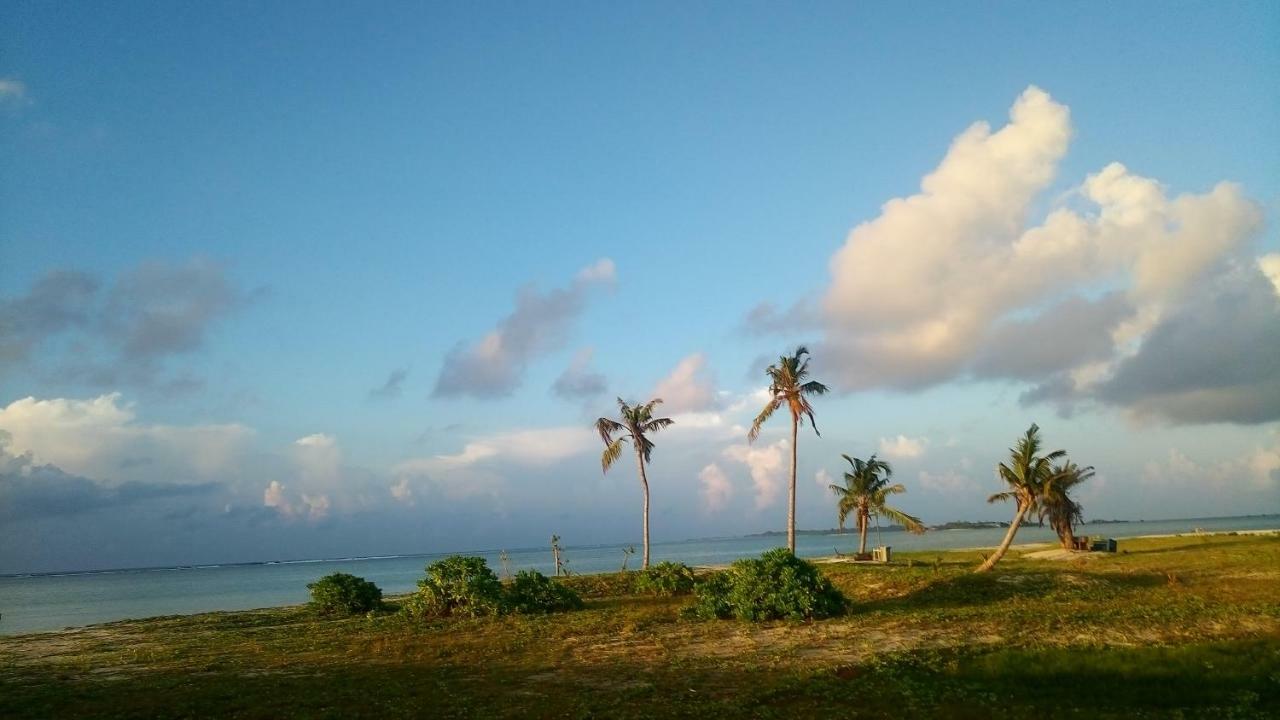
[748,346,829,553]
[975,423,1066,573]
[829,454,925,555]
[596,398,674,569]
[1038,460,1095,550]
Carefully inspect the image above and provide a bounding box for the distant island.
[749,520,1010,537]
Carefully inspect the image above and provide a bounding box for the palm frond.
[595,417,624,444]
[600,437,626,473]
[748,398,781,443]
[878,505,926,534]
[988,490,1017,504]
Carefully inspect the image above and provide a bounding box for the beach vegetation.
[828,453,925,555]
[688,548,846,621]
[633,561,696,596]
[975,423,1064,573]
[749,346,829,552]
[596,398,675,569]
[504,570,584,614]
[306,572,383,616]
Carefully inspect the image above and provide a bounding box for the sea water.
[1,514,1275,635]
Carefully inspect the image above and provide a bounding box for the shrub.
[505,570,584,614]
[414,556,505,617]
[634,561,696,596]
[560,571,637,598]
[307,573,383,616]
[687,548,846,621]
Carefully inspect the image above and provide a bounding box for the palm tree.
[828,454,925,555]
[1039,460,1095,550]
[749,346,829,553]
[975,423,1066,573]
[596,398,674,569]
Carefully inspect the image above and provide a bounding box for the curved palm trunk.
[975,503,1029,573]
[635,448,651,569]
[788,416,798,553]
[858,511,869,555]
[1059,520,1076,551]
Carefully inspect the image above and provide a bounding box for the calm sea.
[2,515,1275,635]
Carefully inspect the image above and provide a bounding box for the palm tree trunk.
[975,504,1028,573]
[788,416,798,553]
[858,512,868,555]
[1060,521,1075,551]
[635,448,651,569]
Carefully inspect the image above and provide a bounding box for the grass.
[2,533,1278,718]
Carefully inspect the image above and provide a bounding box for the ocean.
[2,514,1275,635]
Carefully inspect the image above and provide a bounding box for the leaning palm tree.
[1038,460,1095,550]
[749,346,829,553]
[975,423,1066,573]
[829,454,925,555]
[596,398,674,569]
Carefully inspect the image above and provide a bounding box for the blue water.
[1,515,1275,635]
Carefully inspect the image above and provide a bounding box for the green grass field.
[3,533,1278,718]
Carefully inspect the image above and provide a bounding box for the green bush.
[687,548,846,621]
[505,570,584,614]
[634,561,696,596]
[307,572,383,616]
[559,571,637,598]
[413,555,505,617]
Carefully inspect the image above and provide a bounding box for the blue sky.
[1,2,1278,572]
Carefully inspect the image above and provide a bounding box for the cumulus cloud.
[652,353,719,413]
[723,439,788,509]
[810,86,1268,424]
[368,368,409,400]
[262,479,331,522]
[0,258,252,392]
[1143,436,1280,492]
[878,435,927,460]
[433,259,615,399]
[0,394,251,481]
[1091,267,1280,424]
[393,426,595,500]
[698,463,732,513]
[551,347,607,400]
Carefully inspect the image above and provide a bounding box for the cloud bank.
[760,86,1274,425]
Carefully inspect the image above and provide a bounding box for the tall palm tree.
[596,398,674,569]
[749,346,829,553]
[975,423,1066,573]
[828,454,925,555]
[1038,460,1095,550]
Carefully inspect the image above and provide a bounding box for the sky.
[1,2,1278,573]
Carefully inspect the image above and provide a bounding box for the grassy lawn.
[2,533,1278,718]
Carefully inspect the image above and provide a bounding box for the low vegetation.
[689,548,846,621]
[633,561,696,597]
[504,570,584,614]
[3,534,1278,718]
[306,572,382,616]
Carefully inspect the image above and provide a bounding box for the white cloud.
[917,469,976,495]
[0,394,250,481]
[878,435,927,460]
[698,463,732,513]
[815,467,833,488]
[390,476,414,505]
[652,353,719,413]
[814,86,1267,425]
[1144,436,1280,492]
[1259,254,1280,297]
[434,259,615,399]
[392,426,595,498]
[723,439,788,509]
[0,78,27,104]
[575,258,616,284]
